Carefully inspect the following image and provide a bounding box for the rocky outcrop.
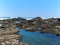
[0,20,29,45]
[15,17,60,36]
[1,17,60,37]
[0,29,19,35]
[40,26,60,36]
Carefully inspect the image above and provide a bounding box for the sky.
[0,0,60,18]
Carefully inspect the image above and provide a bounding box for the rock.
[5,39,20,45]
[2,35,21,41]
[0,37,4,42]
[0,29,19,35]
[0,24,27,45]
[40,28,60,36]
[0,42,5,45]
[23,24,29,28]
[20,42,29,45]
[31,17,42,21]
[5,41,12,45]
[25,26,36,31]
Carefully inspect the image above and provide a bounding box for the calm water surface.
[17,28,60,45]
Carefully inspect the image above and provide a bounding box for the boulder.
[25,26,36,31]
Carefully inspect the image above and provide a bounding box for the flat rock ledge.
[0,27,29,45]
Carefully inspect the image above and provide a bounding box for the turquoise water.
[17,28,60,45]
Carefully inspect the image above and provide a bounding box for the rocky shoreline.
[0,20,29,45]
[14,17,60,36]
[0,17,60,45]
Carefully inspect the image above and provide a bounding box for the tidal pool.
[17,28,60,45]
